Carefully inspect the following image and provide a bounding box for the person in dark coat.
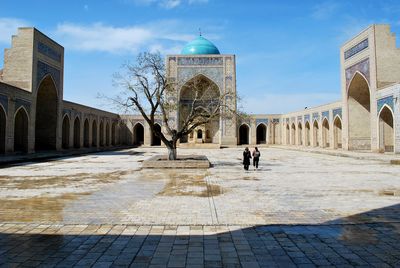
[243,147,251,170]
[252,147,260,170]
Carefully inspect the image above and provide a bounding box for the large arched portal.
[62,115,70,149]
[256,124,267,144]
[378,106,394,152]
[14,108,29,153]
[0,106,6,153]
[313,120,319,147]
[239,124,249,145]
[92,120,97,147]
[305,121,311,146]
[333,116,342,149]
[35,76,58,150]
[151,124,162,146]
[73,117,81,149]
[298,123,303,145]
[179,74,220,144]
[133,123,144,145]
[348,73,371,150]
[83,119,90,148]
[322,118,330,148]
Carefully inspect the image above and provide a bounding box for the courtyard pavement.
[0,148,399,267]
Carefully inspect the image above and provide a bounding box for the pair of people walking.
[243,147,260,170]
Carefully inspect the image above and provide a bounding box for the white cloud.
[242,92,341,114]
[311,1,340,20]
[54,21,196,54]
[131,0,207,9]
[0,18,29,43]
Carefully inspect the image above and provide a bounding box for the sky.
[0,0,399,114]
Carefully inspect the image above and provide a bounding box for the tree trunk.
[167,140,178,160]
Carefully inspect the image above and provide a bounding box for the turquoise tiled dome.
[181,36,220,55]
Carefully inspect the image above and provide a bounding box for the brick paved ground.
[0,147,400,267]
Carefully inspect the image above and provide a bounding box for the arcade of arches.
[1,25,400,155]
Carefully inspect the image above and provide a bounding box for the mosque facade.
[0,25,399,155]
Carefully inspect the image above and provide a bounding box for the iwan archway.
[256,124,267,144]
[378,105,394,153]
[297,123,303,145]
[347,72,371,150]
[305,121,311,146]
[239,124,249,145]
[179,74,220,144]
[151,124,162,146]
[14,107,29,153]
[133,123,144,146]
[333,116,342,149]
[62,115,70,149]
[35,75,58,150]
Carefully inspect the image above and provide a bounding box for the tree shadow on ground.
[1,204,400,267]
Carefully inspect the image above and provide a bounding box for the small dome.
[181,36,220,55]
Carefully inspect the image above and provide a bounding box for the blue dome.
[181,36,220,55]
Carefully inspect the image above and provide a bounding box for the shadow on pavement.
[1,204,400,267]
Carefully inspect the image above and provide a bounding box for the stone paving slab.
[0,223,399,267]
[270,145,400,163]
[0,147,399,225]
[1,147,400,266]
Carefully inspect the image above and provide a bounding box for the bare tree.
[113,52,236,160]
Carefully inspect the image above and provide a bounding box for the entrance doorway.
[378,106,394,152]
[14,108,29,152]
[256,124,267,144]
[239,124,249,145]
[35,76,58,150]
[348,73,371,150]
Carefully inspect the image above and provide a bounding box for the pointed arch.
[112,121,117,146]
[378,105,394,152]
[151,123,162,146]
[179,73,221,97]
[239,124,250,145]
[99,120,104,146]
[14,107,29,153]
[291,123,296,145]
[333,116,342,149]
[83,118,90,147]
[313,120,319,147]
[133,122,144,146]
[73,116,81,149]
[305,121,311,146]
[347,72,371,150]
[106,122,110,146]
[92,120,98,147]
[0,104,6,153]
[322,118,330,148]
[35,74,58,151]
[256,123,267,144]
[286,124,290,145]
[297,122,303,145]
[62,114,70,149]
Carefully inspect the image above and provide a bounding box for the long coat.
[243,150,251,165]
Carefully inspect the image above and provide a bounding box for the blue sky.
[1,0,399,114]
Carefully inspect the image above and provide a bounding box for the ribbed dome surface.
[181,36,220,55]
